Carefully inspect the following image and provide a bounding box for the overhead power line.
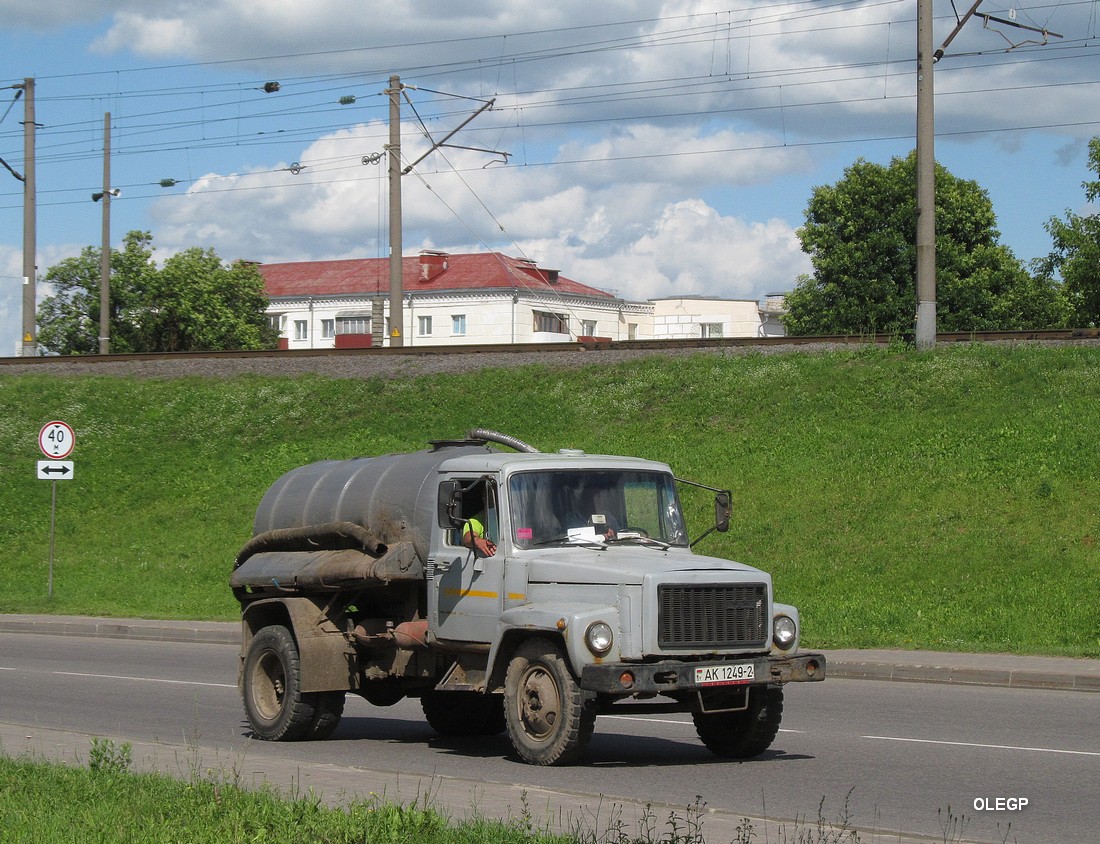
[1,1,1096,224]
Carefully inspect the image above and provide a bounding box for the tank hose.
[234,521,387,568]
[466,428,541,453]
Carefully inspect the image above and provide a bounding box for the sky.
[1,0,1098,354]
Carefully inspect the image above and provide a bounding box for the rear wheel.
[503,638,596,765]
[307,691,346,740]
[692,686,784,758]
[422,691,506,736]
[242,625,316,741]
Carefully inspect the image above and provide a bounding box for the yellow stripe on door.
[443,588,499,598]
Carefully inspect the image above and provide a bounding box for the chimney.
[419,250,449,283]
[516,259,560,284]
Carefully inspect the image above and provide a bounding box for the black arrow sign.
[41,465,71,476]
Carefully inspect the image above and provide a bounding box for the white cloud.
[92,11,196,57]
[4,0,1095,306]
[0,288,22,358]
[0,243,65,355]
[521,199,809,301]
[87,0,647,69]
[148,116,808,301]
[0,0,117,29]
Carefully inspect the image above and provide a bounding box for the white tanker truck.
[230,429,824,765]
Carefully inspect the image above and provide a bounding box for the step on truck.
[230,429,825,765]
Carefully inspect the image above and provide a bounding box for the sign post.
[38,421,75,597]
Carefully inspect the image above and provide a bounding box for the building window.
[534,310,568,335]
[294,320,308,340]
[700,322,723,339]
[321,319,335,339]
[627,323,638,340]
[336,316,370,335]
[268,314,286,334]
[418,315,433,336]
[452,314,466,336]
[581,319,596,337]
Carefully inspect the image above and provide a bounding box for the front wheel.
[503,638,596,765]
[242,625,316,741]
[692,686,784,758]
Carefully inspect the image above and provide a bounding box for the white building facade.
[260,251,785,350]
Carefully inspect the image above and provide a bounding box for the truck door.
[429,476,505,643]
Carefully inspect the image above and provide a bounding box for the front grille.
[657,583,768,649]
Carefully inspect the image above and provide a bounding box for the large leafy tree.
[1035,137,1100,327]
[36,231,279,354]
[36,230,157,355]
[140,247,278,352]
[783,152,1068,336]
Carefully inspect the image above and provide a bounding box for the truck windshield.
[508,469,687,549]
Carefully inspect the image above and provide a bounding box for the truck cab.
[231,430,824,765]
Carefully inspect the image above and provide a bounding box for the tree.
[36,230,157,355]
[783,152,1068,336]
[36,231,279,354]
[140,247,278,352]
[1035,137,1100,327]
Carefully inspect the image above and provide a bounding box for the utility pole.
[21,77,36,357]
[98,112,111,355]
[387,75,404,348]
[382,75,503,348]
[914,0,936,351]
[913,0,1061,351]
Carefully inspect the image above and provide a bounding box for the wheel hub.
[253,650,286,721]
[520,666,561,740]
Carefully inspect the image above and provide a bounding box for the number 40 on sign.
[39,421,75,460]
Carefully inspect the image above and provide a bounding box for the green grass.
[1,343,1098,657]
[3,744,884,844]
[0,752,571,844]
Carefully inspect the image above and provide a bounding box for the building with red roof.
[258,250,784,349]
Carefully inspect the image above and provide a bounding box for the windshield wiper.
[531,534,607,549]
[607,531,671,550]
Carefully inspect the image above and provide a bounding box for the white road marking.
[601,714,803,733]
[863,735,1100,757]
[52,670,235,689]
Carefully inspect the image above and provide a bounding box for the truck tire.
[307,691,345,740]
[421,691,507,736]
[242,625,317,741]
[692,686,784,758]
[503,637,596,765]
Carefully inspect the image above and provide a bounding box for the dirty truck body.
[230,431,825,765]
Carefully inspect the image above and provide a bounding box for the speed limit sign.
[39,421,75,459]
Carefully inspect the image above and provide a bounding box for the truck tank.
[251,443,491,563]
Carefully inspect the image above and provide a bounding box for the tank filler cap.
[558,448,585,456]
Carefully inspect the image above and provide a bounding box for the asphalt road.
[1,631,1096,844]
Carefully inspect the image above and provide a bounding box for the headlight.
[772,615,797,650]
[585,621,614,656]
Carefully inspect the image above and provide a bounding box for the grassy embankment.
[0,742,858,844]
[0,749,567,844]
[1,342,1098,657]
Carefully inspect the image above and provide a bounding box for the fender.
[485,602,622,689]
[242,596,356,693]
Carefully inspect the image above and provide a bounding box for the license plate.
[694,662,755,686]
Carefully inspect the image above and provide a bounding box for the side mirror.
[438,480,464,528]
[714,491,731,533]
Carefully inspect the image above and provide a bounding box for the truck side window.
[448,478,497,548]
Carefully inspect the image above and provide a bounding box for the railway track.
[2,328,1097,368]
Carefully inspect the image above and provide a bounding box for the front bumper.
[579,652,826,695]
